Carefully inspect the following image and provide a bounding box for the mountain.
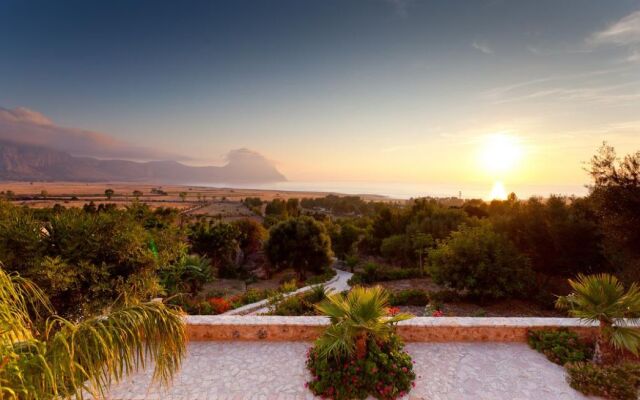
[0,141,286,183]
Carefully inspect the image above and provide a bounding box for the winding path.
[223,267,353,316]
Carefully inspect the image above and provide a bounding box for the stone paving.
[102,341,594,400]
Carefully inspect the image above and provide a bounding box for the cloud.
[472,40,493,54]
[0,106,186,161]
[590,10,640,46]
[589,9,640,63]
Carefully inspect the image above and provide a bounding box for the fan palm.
[556,273,640,364]
[0,265,186,399]
[314,286,412,359]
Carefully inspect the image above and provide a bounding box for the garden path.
[102,341,595,400]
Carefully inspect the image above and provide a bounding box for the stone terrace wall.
[186,316,598,342]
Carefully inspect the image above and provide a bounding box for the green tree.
[0,266,186,399]
[587,143,640,282]
[179,192,187,202]
[132,190,143,200]
[188,221,240,277]
[233,218,267,254]
[556,274,640,365]
[104,188,114,200]
[40,190,48,199]
[429,223,533,300]
[264,216,333,280]
[160,254,213,295]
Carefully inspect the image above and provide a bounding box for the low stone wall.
[186,316,598,342]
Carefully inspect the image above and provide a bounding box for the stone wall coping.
[185,315,599,328]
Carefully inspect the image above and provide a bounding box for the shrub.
[428,223,534,300]
[527,329,594,365]
[305,268,337,285]
[389,289,430,306]
[208,297,232,314]
[348,263,422,285]
[306,335,415,400]
[566,362,640,400]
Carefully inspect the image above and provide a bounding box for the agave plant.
[0,265,186,399]
[556,273,640,364]
[314,286,412,359]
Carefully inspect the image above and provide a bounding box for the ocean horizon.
[189,181,590,200]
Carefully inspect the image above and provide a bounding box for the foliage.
[0,266,186,400]
[306,335,415,400]
[267,286,328,316]
[588,143,640,282]
[327,220,364,260]
[232,218,267,254]
[160,254,213,295]
[314,286,412,359]
[388,289,430,307]
[527,329,594,365]
[556,274,640,363]
[566,362,640,400]
[104,188,114,200]
[0,202,184,318]
[264,216,333,280]
[347,263,422,285]
[301,195,376,216]
[188,220,240,277]
[429,223,533,300]
[304,268,337,286]
[208,297,232,314]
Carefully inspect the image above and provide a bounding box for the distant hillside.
[0,141,286,183]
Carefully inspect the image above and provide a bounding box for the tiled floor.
[102,341,594,400]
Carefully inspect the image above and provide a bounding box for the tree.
[315,286,411,359]
[179,192,187,202]
[0,266,186,399]
[429,223,534,300]
[232,218,267,254]
[40,190,48,199]
[587,143,640,282]
[556,274,640,365]
[188,221,240,277]
[264,216,333,280]
[160,254,213,295]
[104,188,114,200]
[132,190,143,200]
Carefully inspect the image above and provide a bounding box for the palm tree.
[0,265,186,399]
[556,273,640,364]
[314,286,412,359]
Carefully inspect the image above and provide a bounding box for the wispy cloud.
[472,40,494,54]
[0,106,187,161]
[588,9,640,63]
[590,10,640,46]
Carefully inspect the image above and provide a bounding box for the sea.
[188,181,589,200]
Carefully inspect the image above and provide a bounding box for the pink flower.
[432,310,444,317]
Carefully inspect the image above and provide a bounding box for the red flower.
[387,306,401,316]
[432,310,444,317]
[208,297,231,314]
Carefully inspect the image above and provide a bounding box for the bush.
[429,223,534,300]
[305,268,337,285]
[527,329,594,365]
[389,289,430,306]
[208,297,232,314]
[566,362,640,400]
[306,335,415,400]
[348,263,422,285]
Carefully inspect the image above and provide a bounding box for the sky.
[1,0,640,194]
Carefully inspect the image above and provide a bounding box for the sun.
[480,133,523,175]
[489,181,508,200]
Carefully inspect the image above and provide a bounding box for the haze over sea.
[191,181,589,200]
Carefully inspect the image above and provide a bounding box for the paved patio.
[103,342,594,400]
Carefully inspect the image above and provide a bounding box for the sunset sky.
[1,0,639,195]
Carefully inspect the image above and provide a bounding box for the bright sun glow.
[480,133,523,174]
[489,181,508,200]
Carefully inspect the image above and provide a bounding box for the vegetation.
[264,216,333,280]
[429,223,533,300]
[527,329,593,365]
[348,263,422,285]
[306,286,414,399]
[566,362,640,400]
[0,266,186,399]
[556,274,640,364]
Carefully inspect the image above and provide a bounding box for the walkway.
[225,267,353,316]
[102,342,593,400]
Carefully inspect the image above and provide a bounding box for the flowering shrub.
[208,297,231,314]
[432,310,444,317]
[527,329,593,365]
[306,335,415,400]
